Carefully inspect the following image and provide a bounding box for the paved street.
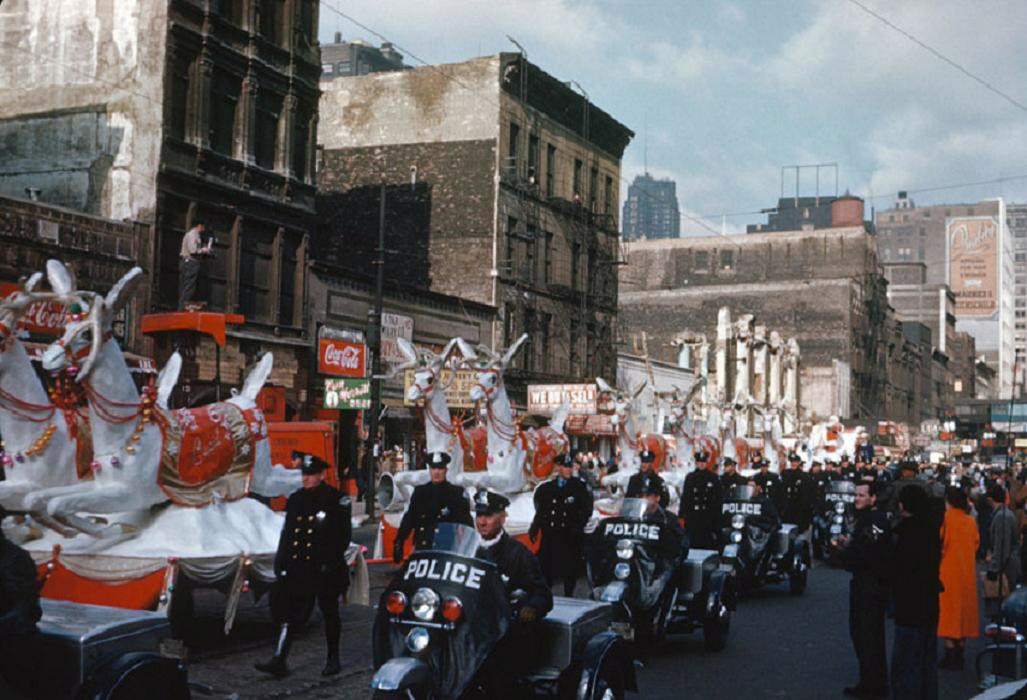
[184,535,989,699]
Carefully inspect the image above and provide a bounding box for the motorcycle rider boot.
[255,623,292,677]
[322,616,342,676]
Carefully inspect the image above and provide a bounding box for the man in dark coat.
[256,454,352,678]
[889,484,941,699]
[752,452,784,512]
[837,481,893,698]
[530,453,594,596]
[0,506,42,699]
[626,449,669,508]
[679,447,722,549]
[719,456,747,490]
[393,451,472,561]
[780,451,814,531]
[839,454,860,482]
[474,489,553,699]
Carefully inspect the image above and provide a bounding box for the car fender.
[80,652,188,700]
[576,630,637,699]
[370,657,430,692]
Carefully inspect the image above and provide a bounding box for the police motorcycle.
[816,480,856,564]
[585,498,733,652]
[371,523,636,699]
[718,485,809,596]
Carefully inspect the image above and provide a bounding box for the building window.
[239,222,276,320]
[888,215,895,222]
[506,216,518,275]
[525,224,536,282]
[279,230,301,326]
[292,101,313,181]
[720,249,734,271]
[507,122,519,176]
[259,0,287,47]
[523,308,536,372]
[527,134,539,183]
[923,210,931,218]
[540,313,551,373]
[543,231,553,284]
[586,322,596,375]
[215,0,246,26]
[255,91,282,169]
[604,175,613,216]
[168,51,193,141]
[967,207,975,216]
[589,166,598,212]
[297,0,315,46]
[573,159,583,200]
[210,69,241,156]
[337,60,351,74]
[322,64,333,74]
[571,240,581,290]
[1017,253,1026,263]
[546,144,556,198]
[694,250,709,272]
[569,318,579,376]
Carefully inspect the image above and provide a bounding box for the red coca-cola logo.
[318,338,366,377]
[0,283,65,335]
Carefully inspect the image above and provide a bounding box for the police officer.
[781,451,814,531]
[838,454,860,482]
[530,453,594,596]
[473,489,553,699]
[393,451,472,562]
[257,454,351,678]
[719,456,747,490]
[680,447,722,549]
[837,481,893,698]
[626,450,669,508]
[752,452,784,512]
[639,473,687,562]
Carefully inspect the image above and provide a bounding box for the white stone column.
[768,330,783,406]
[783,337,801,434]
[715,308,731,406]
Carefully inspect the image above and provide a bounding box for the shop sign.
[528,383,599,415]
[324,378,370,409]
[0,282,65,335]
[381,312,414,364]
[403,369,478,409]
[1015,439,1027,448]
[318,338,366,377]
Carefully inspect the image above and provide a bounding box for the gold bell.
[125,446,136,454]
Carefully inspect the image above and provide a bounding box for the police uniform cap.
[639,449,656,463]
[299,454,329,475]
[898,459,918,473]
[473,489,510,514]
[427,451,451,469]
[694,449,709,460]
[291,450,305,461]
[788,452,801,462]
[723,456,736,466]
[554,452,574,467]
[751,453,765,465]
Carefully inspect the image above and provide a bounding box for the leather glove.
[518,605,538,623]
[392,539,404,564]
[529,526,539,544]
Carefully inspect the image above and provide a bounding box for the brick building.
[320,33,408,80]
[618,222,915,422]
[0,0,322,409]
[317,53,633,406]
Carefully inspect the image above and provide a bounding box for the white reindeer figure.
[596,376,665,496]
[454,334,569,494]
[23,261,299,537]
[661,377,708,474]
[376,337,468,509]
[0,273,89,523]
[750,398,787,473]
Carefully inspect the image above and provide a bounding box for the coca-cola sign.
[318,338,366,377]
[0,283,64,336]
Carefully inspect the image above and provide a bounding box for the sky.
[317,0,1027,235]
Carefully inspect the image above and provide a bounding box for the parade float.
[1,261,367,631]
[374,334,571,558]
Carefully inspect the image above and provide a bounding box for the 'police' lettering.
[721,502,763,515]
[603,522,660,540]
[403,558,485,590]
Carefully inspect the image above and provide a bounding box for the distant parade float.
[0,261,367,628]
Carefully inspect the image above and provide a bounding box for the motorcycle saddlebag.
[770,526,795,556]
[679,549,720,594]
[536,598,614,670]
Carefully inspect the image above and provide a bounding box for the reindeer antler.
[75,297,106,381]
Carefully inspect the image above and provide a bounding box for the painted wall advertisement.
[948,216,999,317]
[381,312,414,365]
[403,369,478,409]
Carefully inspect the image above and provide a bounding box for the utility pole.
[365,183,386,519]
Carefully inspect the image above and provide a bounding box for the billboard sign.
[948,216,999,317]
[528,383,599,415]
[318,338,366,377]
[381,313,414,365]
[403,368,478,409]
[324,378,370,409]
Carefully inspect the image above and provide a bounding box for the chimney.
[334,31,342,44]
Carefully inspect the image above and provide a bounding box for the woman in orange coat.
[938,485,980,670]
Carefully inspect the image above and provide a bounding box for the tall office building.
[621,173,680,241]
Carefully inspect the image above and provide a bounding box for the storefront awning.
[564,414,616,437]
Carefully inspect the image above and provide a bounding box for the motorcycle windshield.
[429,522,483,557]
[372,546,510,699]
[618,497,649,519]
[824,481,856,508]
[586,510,676,610]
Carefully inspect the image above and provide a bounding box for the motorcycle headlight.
[411,587,440,621]
[731,514,746,530]
[614,562,631,580]
[404,626,430,653]
[616,539,635,560]
[834,502,845,514]
[833,514,844,525]
[730,530,743,544]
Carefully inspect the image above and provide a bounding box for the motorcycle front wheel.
[591,654,627,700]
